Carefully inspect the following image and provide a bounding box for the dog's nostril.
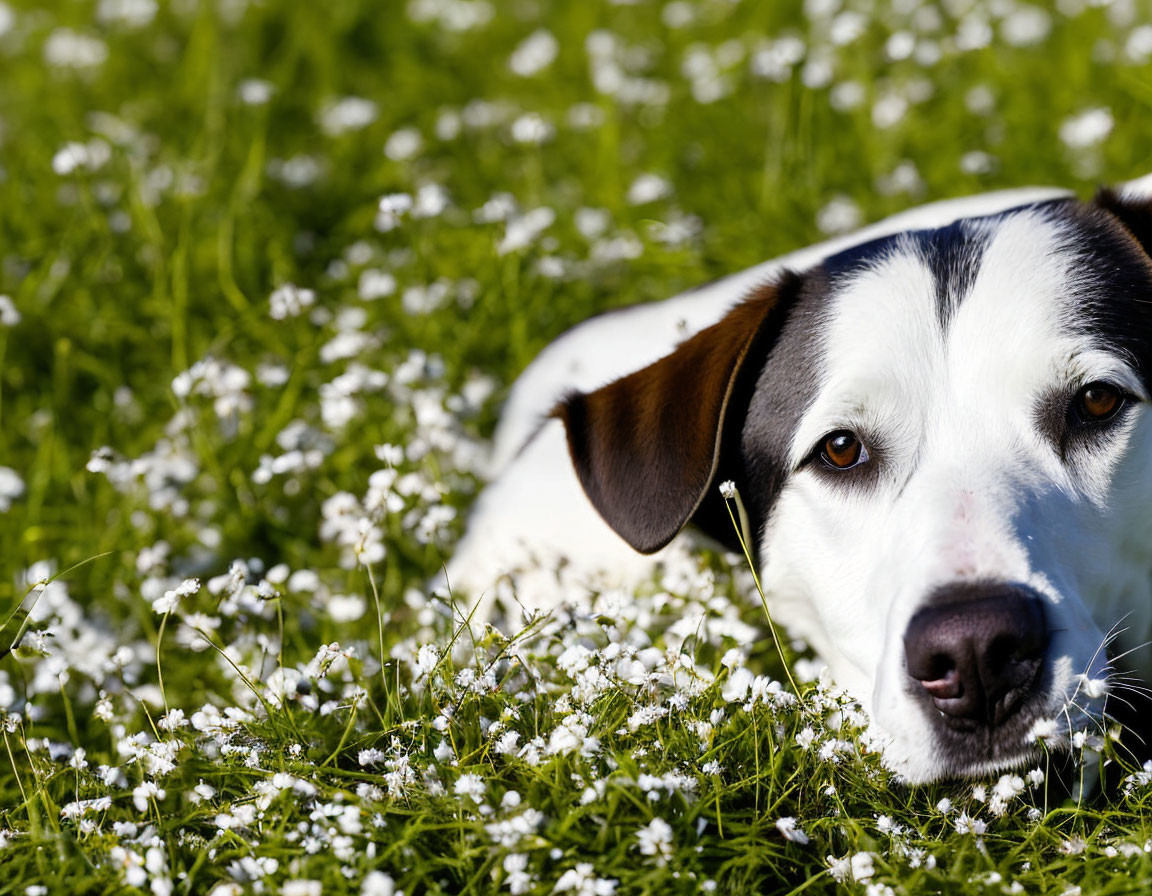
[920,666,961,700]
[903,587,1048,727]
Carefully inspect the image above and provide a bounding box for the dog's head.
[556,190,1152,782]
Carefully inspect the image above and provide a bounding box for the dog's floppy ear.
[554,273,800,554]
[1094,187,1152,257]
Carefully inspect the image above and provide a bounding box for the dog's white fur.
[447,175,1152,782]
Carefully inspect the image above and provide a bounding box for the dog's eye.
[1074,382,1125,423]
[820,430,869,470]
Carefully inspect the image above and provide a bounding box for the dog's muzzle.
[903,584,1048,733]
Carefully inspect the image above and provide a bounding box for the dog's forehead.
[811,202,1152,410]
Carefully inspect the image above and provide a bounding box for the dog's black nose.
[903,586,1048,727]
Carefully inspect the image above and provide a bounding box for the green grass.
[3,0,1152,892]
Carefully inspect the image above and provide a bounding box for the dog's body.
[448,174,1152,783]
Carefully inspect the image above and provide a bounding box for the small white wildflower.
[282,882,322,896]
[1059,108,1113,150]
[238,79,274,105]
[158,709,187,731]
[0,468,24,511]
[776,816,809,844]
[454,772,485,804]
[320,97,377,136]
[816,196,862,235]
[361,870,402,896]
[718,480,736,500]
[1026,717,1059,743]
[627,173,672,205]
[635,817,673,861]
[384,128,423,161]
[44,29,108,68]
[0,296,19,326]
[993,774,1025,802]
[131,782,165,812]
[1060,836,1087,856]
[269,283,316,320]
[553,863,617,894]
[414,644,439,678]
[850,852,875,881]
[510,112,554,145]
[358,269,396,301]
[827,855,851,883]
[498,207,555,254]
[1000,5,1051,47]
[509,29,558,76]
[376,192,414,231]
[954,813,987,836]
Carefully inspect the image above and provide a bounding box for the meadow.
[3,0,1152,892]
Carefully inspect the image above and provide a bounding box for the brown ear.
[1095,187,1152,257]
[554,273,800,554]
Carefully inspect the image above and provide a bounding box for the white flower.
[627,173,671,205]
[993,774,1024,802]
[954,813,987,836]
[414,644,439,678]
[1000,5,1051,47]
[635,817,673,861]
[553,863,617,895]
[132,782,165,812]
[151,578,200,615]
[0,296,18,326]
[0,467,24,511]
[238,79,274,105]
[328,593,366,622]
[269,283,316,320]
[499,207,555,254]
[827,854,852,882]
[1060,108,1113,150]
[376,192,414,231]
[510,113,554,145]
[509,29,558,76]
[850,852,876,881]
[503,852,533,894]
[282,882,322,896]
[320,97,377,136]
[454,772,485,803]
[1026,717,1059,743]
[97,0,157,27]
[776,816,809,844]
[816,196,862,235]
[44,29,108,68]
[158,709,187,731]
[718,480,736,500]
[384,128,423,161]
[358,269,397,301]
[361,871,402,896]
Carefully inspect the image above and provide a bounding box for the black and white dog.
[448,175,1152,783]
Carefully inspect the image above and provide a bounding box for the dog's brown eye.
[821,431,867,470]
[1076,382,1124,422]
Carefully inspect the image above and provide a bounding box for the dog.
[446,174,1152,783]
